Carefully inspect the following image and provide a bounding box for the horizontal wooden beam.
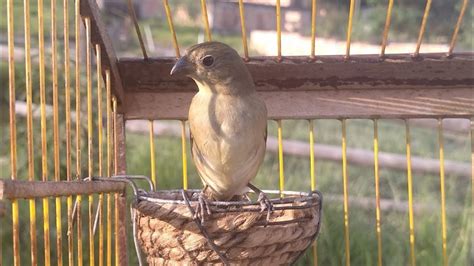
[118,53,474,120]
[0,180,126,200]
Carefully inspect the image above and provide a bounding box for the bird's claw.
[257,192,273,224]
[194,192,212,224]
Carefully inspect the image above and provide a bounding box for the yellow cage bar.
[405,121,416,266]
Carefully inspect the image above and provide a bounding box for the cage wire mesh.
[0,0,473,265]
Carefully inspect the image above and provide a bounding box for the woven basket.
[132,189,322,265]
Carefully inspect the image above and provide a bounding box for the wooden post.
[114,114,128,266]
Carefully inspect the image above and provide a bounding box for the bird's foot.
[194,192,212,224]
[257,192,274,224]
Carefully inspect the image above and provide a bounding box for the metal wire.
[380,0,394,57]
[181,190,229,265]
[471,118,474,261]
[7,0,20,264]
[276,0,282,61]
[130,207,144,266]
[181,120,189,189]
[341,119,350,266]
[74,3,84,266]
[405,120,416,266]
[162,0,180,58]
[113,96,120,266]
[38,0,52,262]
[85,17,96,266]
[74,0,84,266]
[96,44,105,266]
[309,120,316,190]
[373,119,382,266]
[106,70,113,266]
[414,0,432,57]
[75,0,84,264]
[238,0,249,60]
[345,0,356,59]
[200,0,212,41]
[448,0,469,56]
[126,0,148,59]
[24,0,38,263]
[438,119,448,266]
[277,120,285,197]
[149,121,157,188]
[63,0,74,263]
[310,0,317,59]
[309,120,318,265]
[51,0,64,263]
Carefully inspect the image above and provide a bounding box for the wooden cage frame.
[1,0,473,265]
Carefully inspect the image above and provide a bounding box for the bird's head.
[170,42,254,94]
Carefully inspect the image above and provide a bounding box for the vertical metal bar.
[75,1,83,265]
[39,0,52,262]
[7,0,20,264]
[200,0,212,41]
[341,119,350,266]
[96,44,105,266]
[162,0,180,58]
[64,0,74,263]
[277,120,284,197]
[276,0,281,61]
[447,0,469,56]
[405,120,416,266]
[309,120,317,265]
[373,119,382,266]
[414,0,432,57]
[438,119,448,266]
[24,0,38,263]
[345,0,356,59]
[149,121,157,189]
[113,97,120,266]
[380,0,394,57]
[238,0,249,60]
[181,120,188,189]
[126,0,148,59]
[113,97,118,176]
[106,71,113,266]
[470,118,474,266]
[309,120,316,190]
[51,0,64,263]
[85,17,96,266]
[310,0,317,59]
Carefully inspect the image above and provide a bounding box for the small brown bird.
[171,42,271,216]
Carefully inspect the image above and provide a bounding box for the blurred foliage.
[304,0,473,50]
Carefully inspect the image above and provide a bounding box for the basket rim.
[136,189,322,209]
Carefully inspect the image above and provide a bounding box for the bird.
[170,42,272,221]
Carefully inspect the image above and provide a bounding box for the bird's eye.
[202,55,214,67]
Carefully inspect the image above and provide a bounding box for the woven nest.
[132,189,322,265]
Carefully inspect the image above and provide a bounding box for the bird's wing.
[264,126,267,146]
[189,124,195,160]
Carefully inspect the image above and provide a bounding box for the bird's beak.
[170,56,190,76]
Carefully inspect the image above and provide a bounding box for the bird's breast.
[189,92,266,164]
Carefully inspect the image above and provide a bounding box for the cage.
[0,0,473,265]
